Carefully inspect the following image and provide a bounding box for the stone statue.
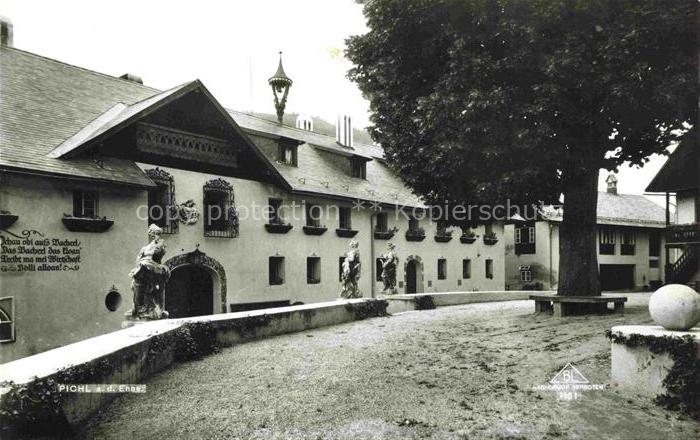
[380,242,398,295]
[340,240,362,298]
[126,224,170,320]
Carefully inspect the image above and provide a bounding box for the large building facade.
[504,176,667,291]
[0,40,505,361]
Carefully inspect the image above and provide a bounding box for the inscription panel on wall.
[0,230,81,273]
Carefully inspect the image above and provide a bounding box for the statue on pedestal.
[380,242,398,295]
[340,240,362,298]
[126,224,170,320]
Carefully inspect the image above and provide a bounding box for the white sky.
[1,0,672,201]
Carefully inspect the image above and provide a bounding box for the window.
[649,231,661,257]
[484,223,494,236]
[376,258,384,281]
[599,228,616,255]
[269,256,285,285]
[0,297,15,343]
[436,220,448,236]
[485,259,494,279]
[278,142,297,166]
[437,258,447,280]
[621,230,636,255]
[306,204,322,227]
[649,231,661,268]
[105,289,122,312]
[376,212,388,232]
[514,223,536,254]
[145,168,177,234]
[203,179,237,238]
[268,198,284,224]
[520,266,532,282]
[307,257,321,284]
[73,190,98,218]
[339,207,352,229]
[462,259,471,279]
[350,157,367,179]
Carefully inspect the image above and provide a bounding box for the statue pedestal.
[610,325,700,397]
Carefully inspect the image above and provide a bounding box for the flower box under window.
[460,234,477,244]
[336,228,359,238]
[483,233,498,245]
[265,221,293,234]
[406,228,426,242]
[303,225,328,235]
[0,211,18,229]
[62,215,114,233]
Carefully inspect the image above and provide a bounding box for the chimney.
[336,114,353,148]
[1,17,13,47]
[606,173,618,195]
[295,115,313,131]
[119,73,143,84]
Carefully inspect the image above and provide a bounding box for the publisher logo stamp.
[532,363,606,400]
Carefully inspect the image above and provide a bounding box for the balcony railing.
[666,223,700,244]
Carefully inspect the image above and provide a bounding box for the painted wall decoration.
[0,230,81,272]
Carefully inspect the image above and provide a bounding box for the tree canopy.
[347,0,697,297]
[346,0,697,208]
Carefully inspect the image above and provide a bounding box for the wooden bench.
[529,294,627,317]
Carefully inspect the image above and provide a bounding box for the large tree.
[347,0,697,296]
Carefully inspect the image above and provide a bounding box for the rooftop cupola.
[606,173,618,195]
[268,52,293,124]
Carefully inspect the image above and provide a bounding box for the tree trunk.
[558,169,601,296]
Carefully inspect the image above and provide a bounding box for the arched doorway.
[167,265,214,318]
[404,255,424,294]
[164,247,227,315]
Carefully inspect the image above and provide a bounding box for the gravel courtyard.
[78,294,698,440]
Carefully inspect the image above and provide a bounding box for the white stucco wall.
[1,166,506,362]
[0,173,147,362]
[505,221,663,291]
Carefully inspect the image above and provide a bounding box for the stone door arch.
[164,248,227,314]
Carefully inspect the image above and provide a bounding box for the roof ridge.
[5,46,384,155]
[3,46,161,93]
[231,109,380,150]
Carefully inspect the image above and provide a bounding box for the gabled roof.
[0,46,420,206]
[646,129,698,193]
[538,192,666,228]
[0,46,159,187]
[48,82,195,158]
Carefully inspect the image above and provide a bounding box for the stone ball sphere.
[649,284,700,331]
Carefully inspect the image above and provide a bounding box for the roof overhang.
[46,80,292,191]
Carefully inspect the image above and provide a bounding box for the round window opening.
[105,290,122,312]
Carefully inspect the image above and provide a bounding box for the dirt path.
[78,294,698,440]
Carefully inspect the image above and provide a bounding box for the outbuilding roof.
[539,191,667,228]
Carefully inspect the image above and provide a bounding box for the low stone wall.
[0,291,540,437]
[609,325,700,409]
[383,290,542,314]
[0,299,387,437]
